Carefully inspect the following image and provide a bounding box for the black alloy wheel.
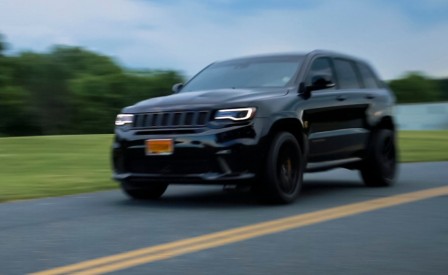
[257,132,304,204]
[360,129,397,187]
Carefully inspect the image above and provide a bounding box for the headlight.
[115,114,134,126]
[214,107,256,121]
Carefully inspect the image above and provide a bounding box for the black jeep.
[112,50,397,203]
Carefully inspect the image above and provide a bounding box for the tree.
[389,72,441,103]
[9,46,138,135]
[0,34,11,86]
[13,52,73,134]
[0,36,186,136]
[435,78,448,101]
[0,33,6,56]
[49,46,123,76]
[0,86,35,136]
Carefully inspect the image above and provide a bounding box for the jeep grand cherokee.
[112,50,397,204]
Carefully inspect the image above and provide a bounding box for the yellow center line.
[32,186,448,275]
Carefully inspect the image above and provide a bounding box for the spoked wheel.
[277,144,300,195]
[121,181,168,200]
[360,129,397,187]
[256,132,304,204]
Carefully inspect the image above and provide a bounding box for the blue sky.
[1,0,447,79]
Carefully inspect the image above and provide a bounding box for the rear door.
[356,61,391,129]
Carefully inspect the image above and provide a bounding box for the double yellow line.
[33,186,448,275]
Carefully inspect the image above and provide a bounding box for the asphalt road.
[1,162,447,274]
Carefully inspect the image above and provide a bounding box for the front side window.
[182,58,303,92]
[306,57,335,87]
[334,59,361,89]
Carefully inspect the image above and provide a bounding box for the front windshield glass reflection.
[182,58,302,92]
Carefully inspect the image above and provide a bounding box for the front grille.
[133,111,211,128]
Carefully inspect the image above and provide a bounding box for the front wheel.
[121,181,168,200]
[360,129,398,187]
[256,132,304,204]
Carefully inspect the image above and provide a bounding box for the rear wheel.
[121,181,168,200]
[360,129,397,187]
[256,132,304,204]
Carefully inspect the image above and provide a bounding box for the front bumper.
[112,118,266,185]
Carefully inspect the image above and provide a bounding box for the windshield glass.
[182,57,303,92]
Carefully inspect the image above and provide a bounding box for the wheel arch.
[374,116,396,132]
[265,118,307,157]
[363,115,398,168]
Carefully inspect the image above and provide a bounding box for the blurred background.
[1,0,448,136]
[0,0,447,201]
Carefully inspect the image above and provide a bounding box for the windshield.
[182,57,303,92]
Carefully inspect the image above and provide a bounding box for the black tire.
[256,132,304,204]
[360,129,397,187]
[121,181,168,200]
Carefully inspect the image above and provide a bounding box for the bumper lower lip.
[113,172,256,184]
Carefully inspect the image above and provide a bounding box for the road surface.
[1,162,447,274]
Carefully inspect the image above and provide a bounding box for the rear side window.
[358,62,380,89]
[334,59,361,89]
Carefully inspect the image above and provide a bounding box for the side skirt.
[306,157,362,173]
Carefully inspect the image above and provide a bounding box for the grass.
[0,135,116,202]
[0,131,447,202]
[398,131,448,163]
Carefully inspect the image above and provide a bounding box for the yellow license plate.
[145,139,174,155]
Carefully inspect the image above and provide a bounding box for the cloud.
[0,0,447,79]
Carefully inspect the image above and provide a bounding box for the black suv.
[112,50,397,203]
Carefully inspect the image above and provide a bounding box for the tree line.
[389,73,448,103]
[0,34,447,137]
[0,35,183,136]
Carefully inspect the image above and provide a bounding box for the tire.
[121,181,168,200]
[256,132,304,204]
[360,129,397,187]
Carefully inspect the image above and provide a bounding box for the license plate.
[145,139,174,155]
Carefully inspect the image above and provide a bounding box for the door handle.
[336,95,347,101]
[366,94,375,99]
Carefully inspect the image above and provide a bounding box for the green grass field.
[0,131,447,202]
[0,135,116,202]
[398,131,448,162]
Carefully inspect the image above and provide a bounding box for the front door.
[303,57,368,163]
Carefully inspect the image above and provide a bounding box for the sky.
[0,0,447,80]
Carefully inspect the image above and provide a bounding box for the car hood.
[123,88,289,113]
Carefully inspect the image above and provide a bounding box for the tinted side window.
[334,59,361,89]
[358,62,380,89]
[306,58,335,87]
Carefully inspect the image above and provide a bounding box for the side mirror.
[308,75,335,92]
[172,83,184,94]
